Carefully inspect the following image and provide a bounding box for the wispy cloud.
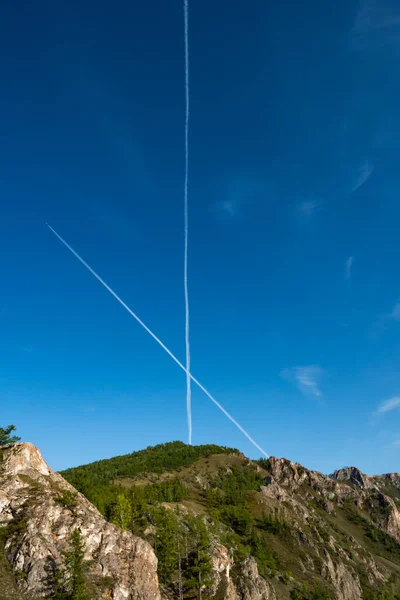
[215,200,238,217]
[392,439,400,446]
[346,256,354,280]
[370,300,400,338]
[351,161,375,192]
[214,176,271,220]
[389,302,400,321]
[377,396,400,413]
[81,404,98,415]
[281,365,324,398]
[297,199,321,218]
[291,199,323,228]
[14,345,34,354]
[353,0,400,50]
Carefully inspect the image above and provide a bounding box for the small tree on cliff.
[0,425,21,445]
[54,529,90,600]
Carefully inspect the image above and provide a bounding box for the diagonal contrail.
[183,0,192,446]
[46,224,269,458]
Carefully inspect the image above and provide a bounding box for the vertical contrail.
[46,224,269,459]
[183,0,192,445]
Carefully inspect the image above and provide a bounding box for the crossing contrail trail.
[183,0,192,446]
[46,224,269,458]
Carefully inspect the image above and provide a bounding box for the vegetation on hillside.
[62,441,238,484]
[61,442,400,599]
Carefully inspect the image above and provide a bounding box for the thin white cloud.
[298,199,321,218]
[393,439,400,446]
[352,0,400,50]
[370,300,400,338]
[346,256,354,280]
[216,200,237,217]
[389,302,400,321]
[281,365,324,398]
[351,161,374,192]
[214,176,270,219]
[377,396,400,413]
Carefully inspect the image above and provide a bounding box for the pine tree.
[0,425,20,445]
[54,529,90,600]
[129,488,147,534]
[177,533,183,600]
[153,507,180,584]
[184,515,213,599]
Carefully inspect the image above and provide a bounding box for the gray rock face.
[234,558,276,600]
[322,550,362,600]
[0,443,161,600]
[210,545,276,600]
[331,467,376,491]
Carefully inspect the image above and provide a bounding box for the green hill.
[61,440,239,483]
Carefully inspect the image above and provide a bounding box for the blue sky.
[1,0,400,474]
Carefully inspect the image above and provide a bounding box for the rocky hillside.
[2,442,400,599]
[0,442,161,600]
[62,443,400,600]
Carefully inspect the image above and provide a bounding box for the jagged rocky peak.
[331,466,376,490]
[263,456,312,490]
[0,442,51,477]
[375,472,400,484]
[0,442,161,600]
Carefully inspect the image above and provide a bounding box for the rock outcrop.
[210,545,276,600]
[331,467,376,491]
[322,550,362,600]
[259,456,400,598]
[0,443,161,600]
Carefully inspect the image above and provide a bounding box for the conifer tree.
[54,529,90,600]
[0,425,20,445]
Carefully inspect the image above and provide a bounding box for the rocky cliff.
[0,443,161,600]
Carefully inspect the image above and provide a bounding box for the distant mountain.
[1,441,400,599]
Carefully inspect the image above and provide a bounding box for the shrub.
[55,490,78,513]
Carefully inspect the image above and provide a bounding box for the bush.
[257,458,271,471]
[290,584,331,599]
[220,505,253,536]
[257,512,289,535]
[55,490,78,513]
[250,533,278,576]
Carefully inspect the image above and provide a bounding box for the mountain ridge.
[60,441,399,483]
[2,441,400,599]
